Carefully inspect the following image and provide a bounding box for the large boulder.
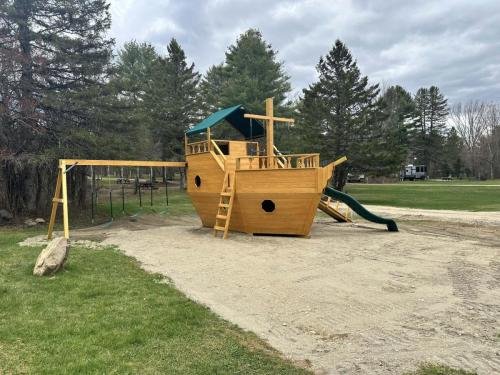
[33,237,68,276]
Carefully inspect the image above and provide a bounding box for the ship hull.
[187,153,326,236]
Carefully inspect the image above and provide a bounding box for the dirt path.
[364,205,500,226]
[93,210,500,375]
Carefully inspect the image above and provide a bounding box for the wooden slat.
[60,162,70,239]
[243,113,295,123]
[211,140,227,160]
[318,199,351,223]
[47,169,62,240]
[60,159,186,167]
[209,151,225,171]
[333,156,347,166]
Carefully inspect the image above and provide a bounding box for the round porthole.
[194,175,201,188]
[261,200,275,213]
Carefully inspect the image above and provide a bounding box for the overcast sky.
[109,0,500,104]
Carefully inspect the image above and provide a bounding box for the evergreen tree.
[199,64,226,115]
[100,42,161,160]
[114,41,159,104]
[428,86,449,132]
[0,0,113,156]
[413,87,430,140]
[412,86,448,175]
[221,29,290,113]
[199,28,292,134]
[378,85,416,173]
[299,40,380,189]
[149,38,200,161]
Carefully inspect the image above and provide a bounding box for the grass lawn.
[398,179,500,185]
[94,188,195,219]
[0,228,310,374]
[403,364,477,375]
[345,182,500,211]
[68,188,196,229]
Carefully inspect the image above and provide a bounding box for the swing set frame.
[47,159,186,240]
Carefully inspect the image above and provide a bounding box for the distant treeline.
[1,0,499,214]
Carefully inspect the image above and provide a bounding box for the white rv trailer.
[400,164,427,181]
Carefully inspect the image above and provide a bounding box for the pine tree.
[428,86,449,133]
[149,38,200,161]
[299,40,380,189]
[114,41,159,104]
[0,0,113,156]
[378,85,416,172]
[412,86,448,175]
[104,41,160,160]
[199,64,226,115]
[199,29,291,117]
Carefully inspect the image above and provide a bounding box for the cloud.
[109,0,500,103]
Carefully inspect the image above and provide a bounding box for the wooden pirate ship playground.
[47,98,397,240]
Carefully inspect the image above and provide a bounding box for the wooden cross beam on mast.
[244,97,294,168]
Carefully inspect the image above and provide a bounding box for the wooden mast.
[265,98,274,167]
[244,97,294,168]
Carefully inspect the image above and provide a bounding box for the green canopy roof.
[186,105,265,139]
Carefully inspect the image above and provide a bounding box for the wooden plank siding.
[185,137,338,236]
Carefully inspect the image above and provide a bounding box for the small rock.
[35,218,45,224]
[33,237,68,276]
[282,323,287,326]
[24,219,37,227]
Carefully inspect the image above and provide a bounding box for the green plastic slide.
[324,187,398,232]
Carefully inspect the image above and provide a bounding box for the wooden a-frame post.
[47,160,70,239]
[47,167,62,240]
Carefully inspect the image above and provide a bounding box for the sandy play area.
[34,208,500,374]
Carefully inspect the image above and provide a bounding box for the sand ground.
[28,208,500,374]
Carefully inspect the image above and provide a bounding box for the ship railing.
[186,140,210,155]
[186,139,259,156]
[235,154,320,170]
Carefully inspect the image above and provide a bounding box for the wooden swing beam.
[47,159,186,240]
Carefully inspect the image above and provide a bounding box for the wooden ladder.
[214,171,235,239]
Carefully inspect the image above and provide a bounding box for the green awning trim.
[186,105,265,139]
